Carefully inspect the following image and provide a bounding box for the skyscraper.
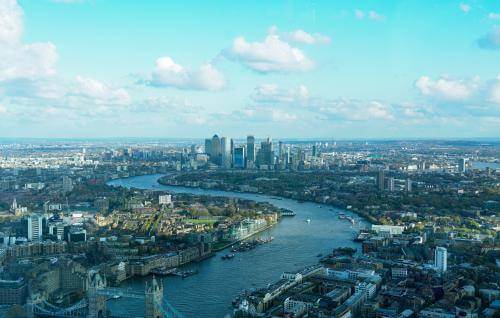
[62,176,73,193]
[233,146,246,169]
[211,134,221,164]
[246,135,255,164]
[220,137,231,168]
[377,170,385,191]
[434,246,447,273]
[405,178,412,192]
[204,139,212,155]
[278,141,284,161]
[458,158,467,173]
[26,214,43,241]
[258,137,274,167]
[388,177,395,192]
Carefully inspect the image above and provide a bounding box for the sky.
[0,0,499,139]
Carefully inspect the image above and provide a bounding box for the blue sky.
[0,0,499,138]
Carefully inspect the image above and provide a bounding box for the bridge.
[27,275,184,318]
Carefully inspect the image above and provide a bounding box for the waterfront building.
[434,246,447,273]
[371,225,404,236]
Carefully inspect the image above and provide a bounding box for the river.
[106,174,366,318]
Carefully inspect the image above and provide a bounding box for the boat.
[112,295,121,299]
[305,219,311,223]
[221,253,235,260]
[151,267,177,276]
[170,269,198,278]
[280,210,296,217]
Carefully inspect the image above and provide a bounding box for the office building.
[62,176,73,193]
[210,134,221,164]
[434,246,447,273]
[69,228,87,242]
[204,139,212,156]
[233,146,246,169]
[405,178,412,192]
[246,135,256,164]
[387,177,395,191]
[377,170,385,191]
[26,214,43,241]
[458,158,467,173]
[0,278,27,305]
[258,137,274,168]
[220,137,231,168]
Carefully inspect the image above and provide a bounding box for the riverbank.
[212,222,276,252]
[106,174,364,318]
[158,174,375,224]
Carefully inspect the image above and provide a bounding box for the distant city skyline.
[0,0,499,138]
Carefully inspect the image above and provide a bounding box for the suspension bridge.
[27,275,184,318]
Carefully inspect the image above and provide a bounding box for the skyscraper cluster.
[204,134,280,170]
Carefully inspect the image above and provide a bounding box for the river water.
[106,174,366,318]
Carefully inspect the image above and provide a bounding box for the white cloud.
[354,9,365,19]
[354,9,384,21]
[486,77,500,104]
[459,3,471,13]
[269,26,330,45]
[415,76,480,101]
[251,84,309,104]
[488,12,500,20]
[368,11,384,21]
[477,26,500,50]
[132,96,198,113]
[148,56,226,91]
[230,106,298,123]
[74,76,131,105]
[317,99,394,121]
[0,0,23,45]
[0,1,58,82]
[50,0,86,3]
[225,33,314,73]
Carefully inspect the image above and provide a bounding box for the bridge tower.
[145,276,164,318]
[26,295,34,318]
[87,271,107,318]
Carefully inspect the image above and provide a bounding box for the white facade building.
[159,194,172,206]
[27,215,43,241]
[434,246,447,273]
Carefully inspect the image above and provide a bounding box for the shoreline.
[156,174,374,225]
[212,222,276,252]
